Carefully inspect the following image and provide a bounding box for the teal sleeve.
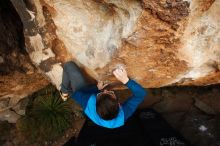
[71,85,100,110]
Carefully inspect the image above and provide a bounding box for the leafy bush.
[17,85,73,143]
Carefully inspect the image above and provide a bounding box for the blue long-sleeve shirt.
[71,79,147,121]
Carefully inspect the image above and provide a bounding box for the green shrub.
[17,86,73,143]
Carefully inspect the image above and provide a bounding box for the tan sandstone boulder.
[9,0,220,89]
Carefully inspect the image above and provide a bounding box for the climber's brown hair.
[96,92,119,120]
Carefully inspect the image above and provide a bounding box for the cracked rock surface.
[8,0,220,89]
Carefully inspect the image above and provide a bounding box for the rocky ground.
[150,85,220,146]
[1,83,220,146]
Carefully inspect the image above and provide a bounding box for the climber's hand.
[113,67,129,84]
[97,81,108,90]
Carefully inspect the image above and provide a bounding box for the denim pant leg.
[60,61,88,94]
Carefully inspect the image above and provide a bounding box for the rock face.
[0,0,49,122]
[9,0,220,88]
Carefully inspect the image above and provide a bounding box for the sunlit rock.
[10,0,220,88]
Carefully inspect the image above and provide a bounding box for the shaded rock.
[0,71,49,121]
[0,98,10,111]
[3,141,14,146]
[153,88,194,113]
[150,84,220,114]
[12,97,29,116]
[0,0,49,122]
[0,56,4,64]
[154,96,193,113]
[193,86,220,114]
[0,110,20,123]
[162,108,220,146]
[194,98,216,115]
[0,121,14,146]
[140,88,163,108]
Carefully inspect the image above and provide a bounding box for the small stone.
[199,125,208,132]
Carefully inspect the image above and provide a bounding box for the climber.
[60,61,147,129]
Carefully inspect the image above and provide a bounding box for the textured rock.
[0,110,20,123]
[0,0,49,122]
[163,108,220,146]
[150,84,220,114]
[11,97,30,116]
[194,87,220,114]
[9,0,220,88]
[1,0,219,122]
[194,98,216,115]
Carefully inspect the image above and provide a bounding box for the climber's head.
[96,90,119,120]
